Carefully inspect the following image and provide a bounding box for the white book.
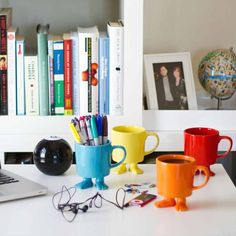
[16,35,25,115]
[78,25,99,114]
[71,31,79,115]
[24,55,39,116]
[7,26,18,116]
[107,21,124,115]
[47,35,55,115]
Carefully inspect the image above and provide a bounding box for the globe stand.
[211,95,233,110]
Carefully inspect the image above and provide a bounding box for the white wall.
[144,0,236,93]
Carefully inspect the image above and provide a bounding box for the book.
[107,20,124,115]
[0,8,12,115]
[98,32,109,115]
[47,35,55,115]
[24,55,39,116]
[7,26,18,116]
[16,35,25,115]
[37,24,49,116]
[78,25,99,114]
[63,33,73,115]
[0,8,12,28]
[53,35,64,115]
[70,31,80,115]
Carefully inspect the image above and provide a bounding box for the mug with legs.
[111,125,159,174]
[184,127,233,176]
[155,154,209,211]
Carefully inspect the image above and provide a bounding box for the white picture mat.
[144,52,198,110]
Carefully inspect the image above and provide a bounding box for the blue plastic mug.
[75,140,126,190]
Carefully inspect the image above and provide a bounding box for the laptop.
[0,165,48,203]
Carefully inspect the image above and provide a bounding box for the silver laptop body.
[0,168,47,203]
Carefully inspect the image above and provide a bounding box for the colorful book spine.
[107,21,124,115]
[98,32,109,115]
[7,26,18,116]
[37,24,49,116]
[63,33,73,115]
[78,26,99,114]
[24,55,39,116]
[47,35,55,115]
[16,35,25,115]
[70,31,79,115]
[0,8,12,115]
[53,36,64,115]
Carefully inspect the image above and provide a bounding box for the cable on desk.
[52,185,127,222]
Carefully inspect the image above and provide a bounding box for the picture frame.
[144,52,198,110]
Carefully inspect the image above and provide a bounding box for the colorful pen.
[79,117,90,145]
[102,115,108,144]
[91,115,100,145]
[69,122,81,143]
[85,117,95,146]
[96,114,103,145]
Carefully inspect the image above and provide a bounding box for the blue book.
[98,32,109,115]
[53,36,64,115]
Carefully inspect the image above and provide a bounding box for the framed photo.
[144,52,198,110]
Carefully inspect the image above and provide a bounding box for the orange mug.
[155,154,209,211]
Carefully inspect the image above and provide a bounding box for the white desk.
[0,164,236,236]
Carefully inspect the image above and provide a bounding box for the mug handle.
[144,132,160,156]
[192,166,210,191]
[109,145,126,169]
[217,136,233,159]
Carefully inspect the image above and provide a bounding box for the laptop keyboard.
[0,173,19,185]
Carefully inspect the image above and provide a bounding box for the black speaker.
[33,136,73,175]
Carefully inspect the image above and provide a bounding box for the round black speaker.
[33,136,73,176]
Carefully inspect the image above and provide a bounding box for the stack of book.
[0,7,124,116]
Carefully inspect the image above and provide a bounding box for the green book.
[37,24,49,115]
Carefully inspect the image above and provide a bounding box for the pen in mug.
[96,114,103,145]
[85,116,95,146]
[74,119,87,145]
[91,115,100,145]
[79,117,90,145]
[102,115,108,144]
[69,122,81,143]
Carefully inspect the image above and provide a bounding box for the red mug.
[184,127,233,176]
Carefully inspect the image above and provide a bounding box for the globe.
[198,48,236,99]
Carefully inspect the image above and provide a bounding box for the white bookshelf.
[0,0,143,154]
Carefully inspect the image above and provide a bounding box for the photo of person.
[172,65,188,109]
[0,56,7,70]
[153,62,188,110]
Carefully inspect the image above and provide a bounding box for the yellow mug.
[111,125,159,174]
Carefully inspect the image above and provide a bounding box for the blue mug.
[75,140,126,190]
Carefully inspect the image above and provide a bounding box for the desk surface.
[0,164,236,236]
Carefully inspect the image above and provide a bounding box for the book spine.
[48,38,55,115]
[0,15,8,115]
[78,30,99,114]
[63,37,73,115]
[16,39,25,115]
[71,32,79,115]
[7,28,17,116]
[0,70,7,115]
[53,40,64,115]
[98,36,109,115]
[24,56,39,115]
[37,31,49,115]
[104,38,110,115]
[107,22,124,115]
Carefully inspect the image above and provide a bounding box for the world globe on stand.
[198,48,236,101]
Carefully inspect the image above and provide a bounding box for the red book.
[63,33,73,115]
[0,9,12,115]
